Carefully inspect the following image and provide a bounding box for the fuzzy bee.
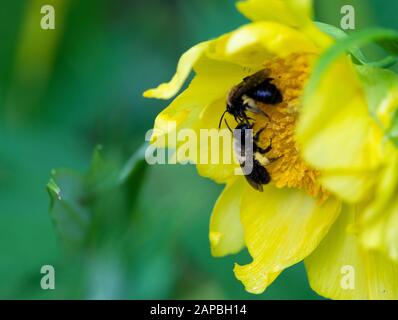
[219,69,283,128]
[233,122,274,192]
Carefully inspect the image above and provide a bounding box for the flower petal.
[297,57,384,203]
[194,97,241,183]
[150,58,249,150]
[208,22,318,68]
[237,0,313,28]
[360,201,398,262]
[149,20,323,151]
[151,58,249,185]
[236,0,331,48]
[144,41,209,100]
[145,19,320,102]
[234,184,341,294]
[319,172,377,204]
[305,204,398,300]
[358,147,398,261]
[210,178,246,257]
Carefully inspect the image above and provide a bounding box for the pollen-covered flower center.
[249,53,329,200]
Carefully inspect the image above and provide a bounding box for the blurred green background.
[0,0,397,299]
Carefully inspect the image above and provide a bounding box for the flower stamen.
[251,53,329,200]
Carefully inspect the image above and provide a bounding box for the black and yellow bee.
[232,122,278,192]
[221,69,283,191]
[219,69,283,128]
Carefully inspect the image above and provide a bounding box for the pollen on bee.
[254,152,270,167]
[242,95,257,110]
[251,53,330,201]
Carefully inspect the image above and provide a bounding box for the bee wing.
[244,175,264,192]
[240,160,265,192]
[229,69,271,103]
[243,69,271,87]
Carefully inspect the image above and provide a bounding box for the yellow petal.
[195,97,241,183]
[151,59,249,185]
[153,55,251,182]
[145,19,319,102]
[359,201,398,262]
[358,147,398,261]
[151,58,249,150]
[236,0,331,49]
[305,204,398,300]
[234,184,341,294]
[143,41,209,100]
[237,0,313,28]
[210,178,246,257]
[319,171,377,204]
[208,21,319,68]
[147,18,328,184]
[297,56,384,203]
[150,20,322,150]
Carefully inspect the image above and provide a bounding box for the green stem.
[367,55,397,68]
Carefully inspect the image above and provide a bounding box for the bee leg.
[237,110,248,124]
[256,145,272,155]
[254,134,273,155]
[253,126,268,142]
[224,119,233,133]
[242,113,251,124]
[249,109,271,121]
[268,155,283,163]
[262,111,271,121]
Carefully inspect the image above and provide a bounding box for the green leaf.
[47,177,62,203]
[356,65,398,120]
[47,144,149,253]
[46,169,90,250]
[118,143,147,184]
[387,110,398,147]
[315,23,397,68]
[86,145,120,192]
[118,144,149,213]
[315,22,367,65]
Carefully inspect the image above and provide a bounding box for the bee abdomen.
[247,81,282,104]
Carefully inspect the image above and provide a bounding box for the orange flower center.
[252,53,329,201]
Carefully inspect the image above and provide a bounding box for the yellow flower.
[297,50,398,299]
[144,0,398,299]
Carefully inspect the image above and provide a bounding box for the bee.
[219,69,283,128]
[233,122,275,192]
